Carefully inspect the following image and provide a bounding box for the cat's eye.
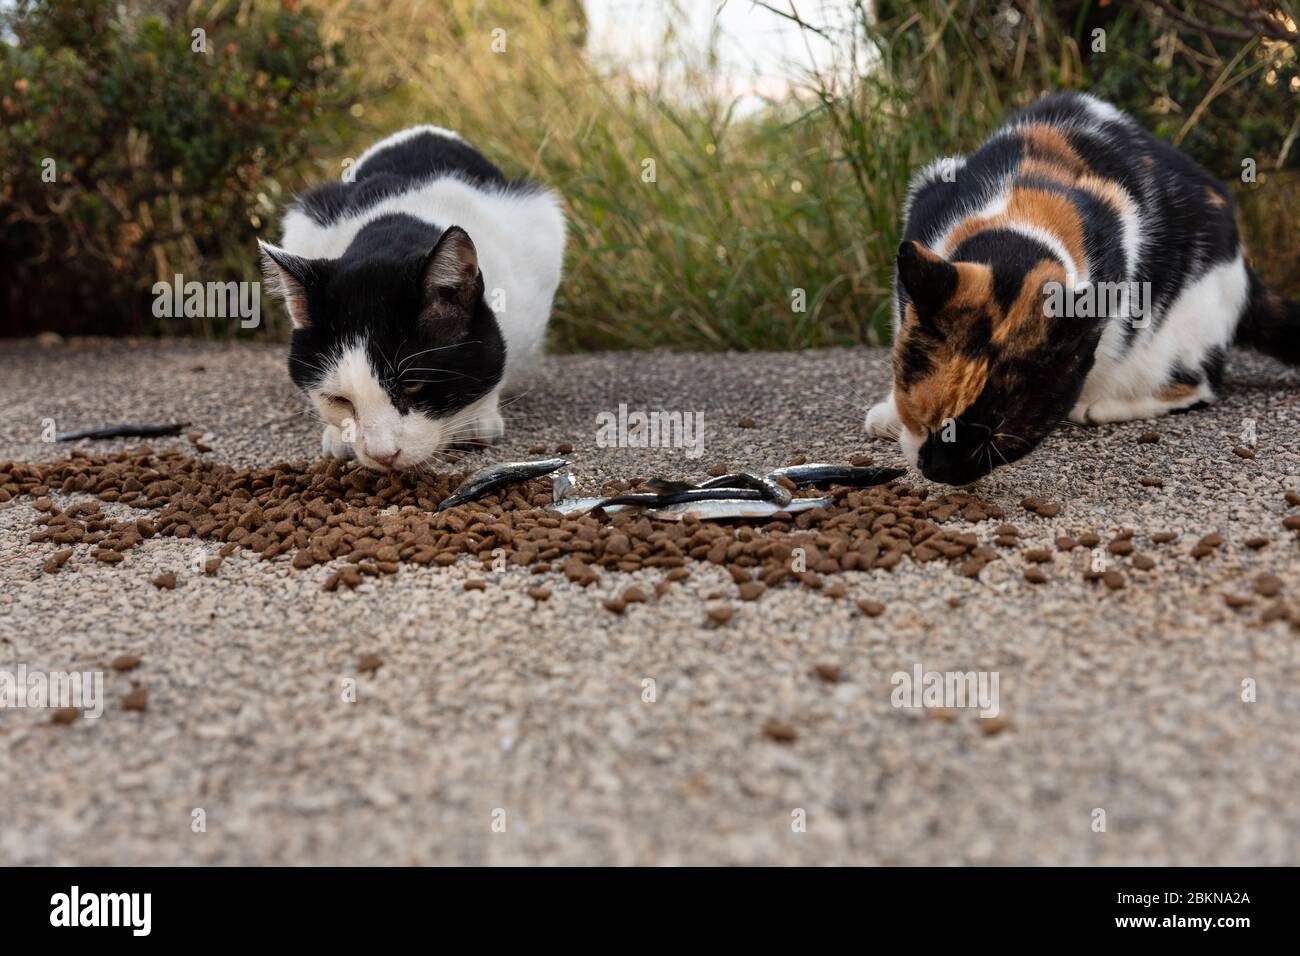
[322,394,353,410]
[401,383,422,396]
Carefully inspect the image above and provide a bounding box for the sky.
[582,0,870,110]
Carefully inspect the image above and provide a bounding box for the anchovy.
[698,471,793,506]
[56,422,190,442]
[546,487,764,517]
[437,457,569,511]
[765,463,906,488]
[645,472,792,506]
[646,497,834,521]
[547,497,632,517]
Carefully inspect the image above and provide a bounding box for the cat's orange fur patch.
[1020,124,1087,174]
[1154,382,1198,402]
[994,260,1066,351]
[900,356,990,432]
[1076,174,1133,217]
[1019,158,1076,186]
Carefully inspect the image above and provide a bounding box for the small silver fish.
[438,457,569,511]
[698,471,793,506]
[646,497,833,521]
[765,463,906,488]
[645,472,792,506]
[546,497,631,516]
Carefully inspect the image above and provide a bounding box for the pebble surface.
[1,338,1298,865]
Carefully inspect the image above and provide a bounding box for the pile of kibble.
[2,448,1297,626]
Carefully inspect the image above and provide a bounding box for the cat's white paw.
[320,423,355,460]
[472,406,505,446]
[865,394,902,440]
[1070,386,1213,425]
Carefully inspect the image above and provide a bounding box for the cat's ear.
[418,226,483,313]
[897,240,958,319]
[258,241,328,330]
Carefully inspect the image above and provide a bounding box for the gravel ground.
[1,338,1298,866]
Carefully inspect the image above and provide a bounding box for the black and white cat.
[259,126,565,471]
[865,92,1299,485]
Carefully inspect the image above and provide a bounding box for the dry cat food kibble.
[762,719,798,743]
[111,654,142,672]
[1136,432,1160,444]
[706,604,734,625]
[1,450,1041,602]
[122,685,148,712]
[812,663,842,683]
[1233,446,1256,460]
[1254,574,1282,598]
[1021,497,1061,518]
[6,450,1286,617]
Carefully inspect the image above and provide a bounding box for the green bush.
[0,0,363,337]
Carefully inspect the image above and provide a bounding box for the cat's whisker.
[397,342,481,372]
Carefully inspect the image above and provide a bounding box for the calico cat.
[866,92,1299,485]
[259,126,565,471]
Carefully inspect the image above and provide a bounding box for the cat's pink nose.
[370,449,401,468]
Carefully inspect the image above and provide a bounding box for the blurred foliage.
[2,0,1297,347]
[0,0,364,337]
[314,0,1299,351]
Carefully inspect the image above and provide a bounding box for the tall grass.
[298,0,1298,352]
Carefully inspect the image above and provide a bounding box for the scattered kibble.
[1254,575,1282,598]
[981,716,1012,736]
[122,685,148,712]
[706,604,733,625]
[812,663,842,683]
[762,720,798,743]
